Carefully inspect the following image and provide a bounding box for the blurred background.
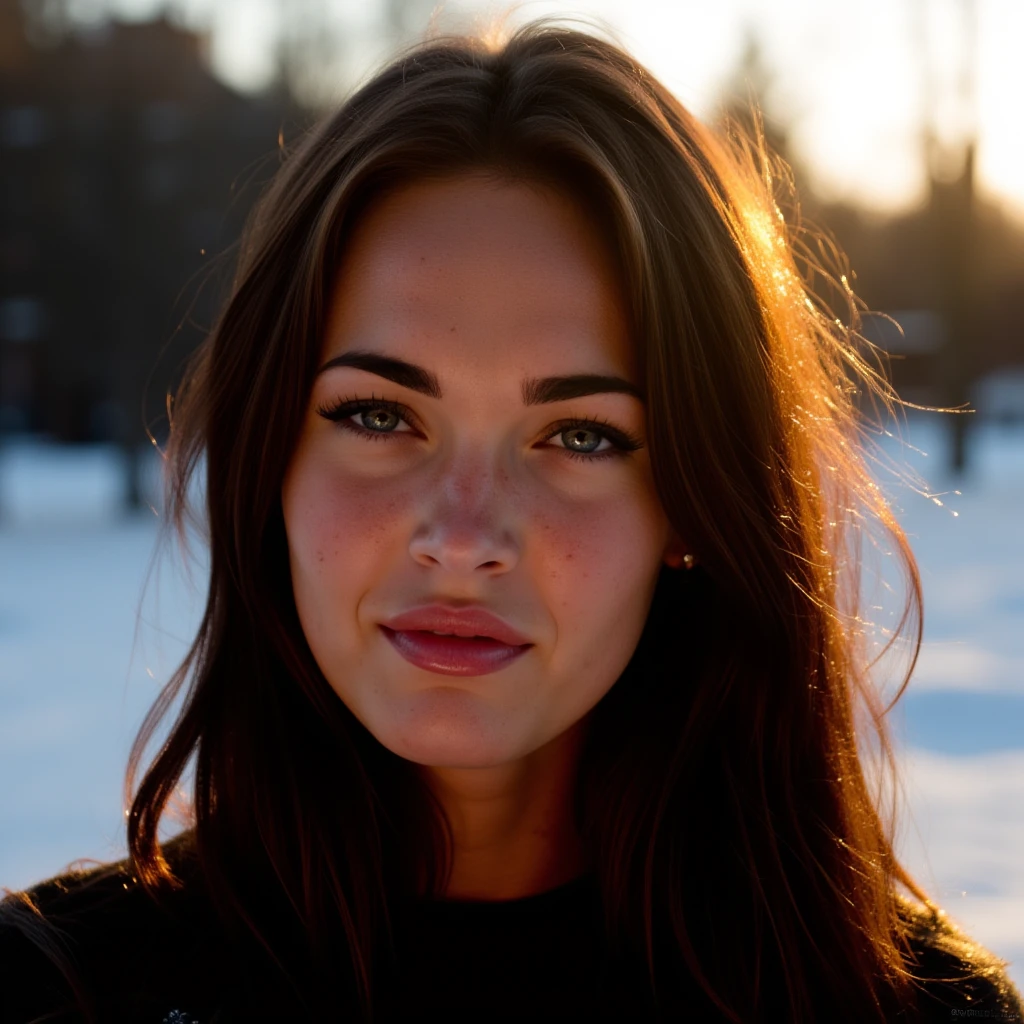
[1,0,1022,992]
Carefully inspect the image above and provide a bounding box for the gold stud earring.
[682,553,695,570]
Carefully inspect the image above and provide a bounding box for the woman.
[3,20,1022,1024]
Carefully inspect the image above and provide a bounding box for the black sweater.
[2,839,1022,1023]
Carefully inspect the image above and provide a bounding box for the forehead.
[322,173,636,384]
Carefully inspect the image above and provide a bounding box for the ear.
[662,527,691,570]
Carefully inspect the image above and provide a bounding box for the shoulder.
[0,832,215,1023]
[895,892,1024,1021]
[1,830,204,941]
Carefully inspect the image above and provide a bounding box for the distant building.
[0,3,301,488]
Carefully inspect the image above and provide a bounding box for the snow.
[1,413,1022,989]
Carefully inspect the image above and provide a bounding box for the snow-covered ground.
[1,413,1022,989]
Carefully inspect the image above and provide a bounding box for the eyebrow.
[316,350,645,405]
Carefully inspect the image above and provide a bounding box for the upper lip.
[381,605,533,647]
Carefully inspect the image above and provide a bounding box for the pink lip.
[381,605,532,647]
[380,626,532,677]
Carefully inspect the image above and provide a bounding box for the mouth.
[379,625,532,676]
[408,629,499,641]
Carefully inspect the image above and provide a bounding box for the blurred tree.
[921,0,979,473]
[929,139,977,473]
[713,27,794,173]
[273,0,441,112]
[16,0,71,45]
[710,7,1024,466]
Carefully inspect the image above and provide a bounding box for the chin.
[380,707,525,767]
[387,734,520,769]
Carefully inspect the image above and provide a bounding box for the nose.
[407,455,520,574]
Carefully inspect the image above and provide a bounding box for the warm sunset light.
[100,0,1024,221]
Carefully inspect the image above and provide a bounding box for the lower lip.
[380,626,532,676]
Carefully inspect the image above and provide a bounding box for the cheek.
[281,443,411,629]
[534,491,665,716]
[538,488,666,600]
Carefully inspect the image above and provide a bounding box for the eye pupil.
[565,428,600,453]
[364,408,398,430]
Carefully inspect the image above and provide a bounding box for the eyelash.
[314,394,644,463]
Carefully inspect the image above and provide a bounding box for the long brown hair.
[109,19,941,1022]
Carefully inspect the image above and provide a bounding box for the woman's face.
[283,173,681,769]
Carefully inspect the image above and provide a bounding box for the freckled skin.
[281,174,686,898]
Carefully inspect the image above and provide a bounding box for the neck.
[416,716,591,901]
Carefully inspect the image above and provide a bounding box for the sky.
[83,0,1024,223]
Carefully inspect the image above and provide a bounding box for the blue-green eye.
[315,395,644,463]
